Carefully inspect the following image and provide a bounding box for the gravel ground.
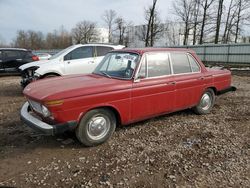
[0,75,249,187]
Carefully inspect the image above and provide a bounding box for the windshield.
[49,45,76,60]
[93,52,140,79]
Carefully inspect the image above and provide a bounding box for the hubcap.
[200,93,212,111]
[87,116,110,140]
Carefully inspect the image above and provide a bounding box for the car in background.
[19,44,125,87]
[20,48,236,146]
[0,48,39,74]
[34,52,52,61]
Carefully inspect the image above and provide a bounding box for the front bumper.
[20,102,77,135]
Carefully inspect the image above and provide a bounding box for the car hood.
[19,59,54,70]
[23,74,132,101]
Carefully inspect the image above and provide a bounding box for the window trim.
[169,52,201,76]
[64,46,94,61]
[135,52,173,81]
[134,51,202,82]
[187,53,201,73]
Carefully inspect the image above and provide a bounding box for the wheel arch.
[77,105,122,127]
[41,72,61,78]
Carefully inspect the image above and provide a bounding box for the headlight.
[34,72,41,79]
[41,105,51,117]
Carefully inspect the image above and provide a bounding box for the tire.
[76,108,116,147]
[193,89,215,115]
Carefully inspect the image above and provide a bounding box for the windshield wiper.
[100,71,112,79]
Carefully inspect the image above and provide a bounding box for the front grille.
[28,99,42,114]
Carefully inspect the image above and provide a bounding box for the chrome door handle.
[168,81,176,85]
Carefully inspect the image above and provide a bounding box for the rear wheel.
[193,89,215,115]
[76,108,116,146]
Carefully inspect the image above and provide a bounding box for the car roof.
[73,43,124,48]
[0,48,29,51]
[113,48,195,55]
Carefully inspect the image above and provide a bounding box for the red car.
[21,48,236,146]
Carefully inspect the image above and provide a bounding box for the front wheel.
[76,108,116,147]
[193,89,215,115]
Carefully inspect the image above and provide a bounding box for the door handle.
[88,61,95,64]
[67,61,71,64]
[168,81,176,85]
[16,59,22,61]
[198,77,205,80]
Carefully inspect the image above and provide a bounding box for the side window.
[5,50,19,60]
[0,51,2,61]
[188,54,200,72]
[96,46,113,57]
[147,53,171,77]
[171,53,192,74]
[64,47,93,61]
[137,57,146,79]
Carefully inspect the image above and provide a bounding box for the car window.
[137,57,146,79]
[0,51,2,60]
[171,53,192,74]
[147,53,171,77]
[96,46,114,57]
[5,50,20,60]
[94,52,139,79]
[188,54,200,72]
[64,47,93,61]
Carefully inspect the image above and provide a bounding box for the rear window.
[171,53,192,74]
[96,46,114,57]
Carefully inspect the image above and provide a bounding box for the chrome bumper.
[20,102,77,135]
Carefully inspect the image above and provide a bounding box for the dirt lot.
[0,75,249,187]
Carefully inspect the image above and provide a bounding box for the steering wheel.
[124,68,134,78]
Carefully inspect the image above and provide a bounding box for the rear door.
[131,52,175,121]
[170,52,204,110]
[3,50,20,72]
[64,46,94,74]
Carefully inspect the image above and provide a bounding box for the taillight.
[32,55,39,61]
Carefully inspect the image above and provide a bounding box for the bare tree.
[45,26,72,49]
[191,0,202,45]
[234,0,250,43]
[165,20,181,46]
[142,0,164,47]
[102,9,117,43]
[214,0,224,44]
[72,21,98,44]
[173,0,195,45]
[199,0,215,44]
[222,0,238,43]
[115,17,126,45]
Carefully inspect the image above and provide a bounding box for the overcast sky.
[0,0,173,44]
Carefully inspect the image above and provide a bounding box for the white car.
[19,44,124,87]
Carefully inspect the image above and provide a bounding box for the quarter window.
[171,53,192,74]
[64,47,93,61]
[96,46,113,57]
[188,54,200,72]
